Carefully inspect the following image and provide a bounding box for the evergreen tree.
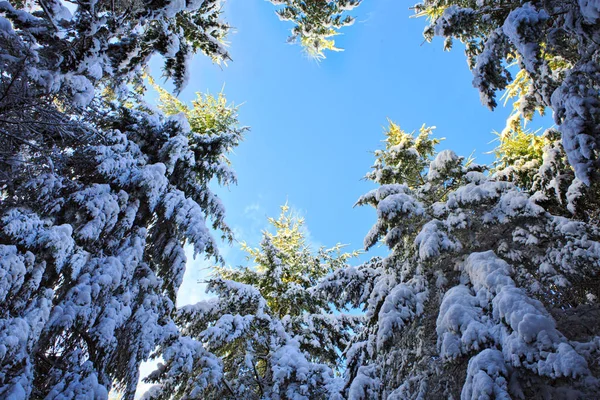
[0,0,248,397]
[0,51,243,400]
[0,0,230,216]
[318,121,600,398]
[270,0,361,59]
[142,205,358,399]
[414,0,600,185]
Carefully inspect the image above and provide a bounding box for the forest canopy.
[1,0,599,399]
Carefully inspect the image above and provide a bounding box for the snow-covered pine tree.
[1,72,243,400]
[0,0,243,398]
[414,0,600,186]
[317,121,600,399]
[142,205,359,399]
[270,0,361,59]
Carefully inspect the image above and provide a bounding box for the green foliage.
[492,124,545,189]
[270,0,361,59]
[366,121,442,188]
[491,122,600,222]
[145,205,358,399]
[334,121,600,398]
[0,0,243,395]
[145,77,246,239]
[145,0,230,92]
[150,76,239,137]
[216,204,359,366]
[359,122,482,251]
[498,51,569,137]
[221,205,357,314]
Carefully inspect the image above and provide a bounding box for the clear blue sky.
[148,0,547,306]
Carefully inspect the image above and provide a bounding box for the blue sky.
[147,0,548,306]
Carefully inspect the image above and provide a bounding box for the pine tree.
[414,0,600,185]
[1,25,243,399]
[0,0,246,397]
[270,0,361,59]
[0,89,244,399]
[142,205,358,399]
[493,125,600,224]
[318,121,600,398]
[218,205,359,369]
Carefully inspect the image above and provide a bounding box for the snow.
[461,349,510,400]
[461,252,587,377]
[139,385,162,400]
[414,220,460,261]
[72,185,121,241]
[579,0,600,23]
[0,1,40,25]
[0,16,13,33]
[44,360,109,400]
[377,192,424,219]
[437,285,490,360]
[550,67,600,185]
[566,178,585,214]
[345,116,600,396]
[377,277,428,350]
[270,341,312,396]
[68,74,95,108]
[137,163,169,211]
[315,259,382,309]
[0,246,27,303]
[348,364,380,400]
[201,313,254,345]
[462,251,514,294]
[436,250,593,397]
[48,0,73,22]
[151,336,224,393]
[434,6,476,37]
[358,184,425,249]
[502,3,548,73]
[2,209,75,271]
[428,149,459,181]
[163,34,181,59]
[2,0,600,396]
[0,0,242,397]
[446,180,509,209]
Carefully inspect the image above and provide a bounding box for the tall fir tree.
[142,205,359,399]
[0,86,244,399]
[317,121,600,398]
[0,0,243,392]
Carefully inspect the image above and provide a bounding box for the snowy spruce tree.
[316,121,600,399]
[414,0,600,186]
[0,86,244,399]
[270,0,361,59]
[0,0,244,395]
[142,205,359,399]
